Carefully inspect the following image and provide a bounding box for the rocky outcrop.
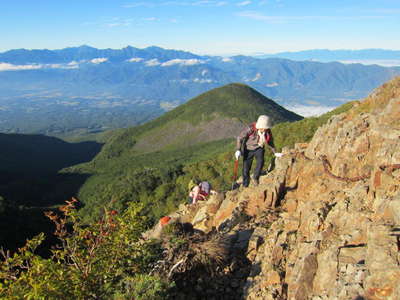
[150,77,400,299]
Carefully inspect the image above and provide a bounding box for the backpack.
[198,181,211,195]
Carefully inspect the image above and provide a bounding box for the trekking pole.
[231,159,239,190]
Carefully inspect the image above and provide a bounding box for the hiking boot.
[239,184,248,191]
[251,178,259,187]
[232,182,240,190]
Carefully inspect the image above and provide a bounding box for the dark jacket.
[236,123,275,152]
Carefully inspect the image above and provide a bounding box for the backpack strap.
[247,122,257,138]
[265,129,271,144]
[249,125,272,144]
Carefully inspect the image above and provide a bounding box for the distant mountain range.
[0,46,399,135]
[255,49,400,66]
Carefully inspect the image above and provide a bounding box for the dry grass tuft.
[191,235,230,270]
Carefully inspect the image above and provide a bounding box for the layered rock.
[240,77,400,300]
[149,77,400,299]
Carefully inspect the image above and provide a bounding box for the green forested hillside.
[71,99,354,224]
[63,85,355,224]
[92,83,302,160]
[65,84,302,221]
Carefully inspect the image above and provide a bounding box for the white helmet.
[255,115,271,129]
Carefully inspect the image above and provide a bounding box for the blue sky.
[1,0,400,55]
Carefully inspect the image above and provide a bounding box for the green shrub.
[114,274,173,300]
[0,199,171,299]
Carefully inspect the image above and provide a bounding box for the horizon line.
[1,45,400,57]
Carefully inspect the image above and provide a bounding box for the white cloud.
[161,58,205,67]
[237,11,384,23]
[0,62,42,71]
[193,78,214,83]
[221,57,233,62]
[0,62,79,71]
[63,61,81,69]
[68,60,79,66]
[58,101,80,106]
[107,22,131,27]
[284,104,336,117]
[170,78,214,83]
[193,0,213,5]
[105,18,132,27]
[360,8,400,14]
[127,57,144,62]
[338,59,400,67]
[201,69,209,76]
[266,82,279,87]
[129,0,229,7]
[50,63,79,69]
[244,73,262,82]
[192,0,229,6]
[237,11,293,23]
[145,59,161,66]
[90,58,108,64]
[48,64,63,68]
[252,72,262,81]
[142,17,158,21]
[237,1,252,6]
[123,2,154,8]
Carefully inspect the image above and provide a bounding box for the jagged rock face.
[151,77,400,299]
[244,78,399,300]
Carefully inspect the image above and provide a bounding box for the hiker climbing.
[235,115,283,187]
[188,179,217,205]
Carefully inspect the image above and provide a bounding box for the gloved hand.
[235,150,241,160]
[274,152,283,158]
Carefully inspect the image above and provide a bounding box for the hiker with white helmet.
[235,115,282,187]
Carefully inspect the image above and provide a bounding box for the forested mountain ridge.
[91,83,302,160]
